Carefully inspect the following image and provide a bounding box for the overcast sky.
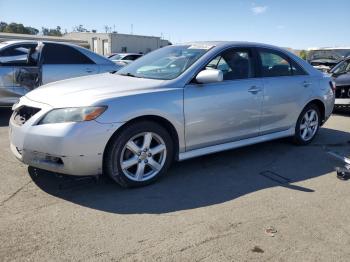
[1,0,349,49]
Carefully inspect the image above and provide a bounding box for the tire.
[103,121,174,188]
[293,104,321,145]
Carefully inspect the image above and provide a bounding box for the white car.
[108,53,143,68]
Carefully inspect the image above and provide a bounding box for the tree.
[42,26,62,36]
[299,50,308,60]
[0,22,39,35]
[104,25,112,33]
[73,25,87,32]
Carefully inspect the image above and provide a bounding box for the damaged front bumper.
[9,96,122,176]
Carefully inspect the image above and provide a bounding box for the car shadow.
[0,108,12,127]
[28,127,350,214]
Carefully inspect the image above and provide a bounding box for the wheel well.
[306,99,326,124]
[103,115,180,163]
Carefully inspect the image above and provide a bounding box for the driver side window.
[205,49,254,80]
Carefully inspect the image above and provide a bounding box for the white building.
[63,32,171,56]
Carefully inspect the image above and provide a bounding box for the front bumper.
[335,98,350,106]
[9,97,123,176]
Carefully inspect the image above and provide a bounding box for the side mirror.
[195,69,223,84]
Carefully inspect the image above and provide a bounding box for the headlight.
[39,106,107,124]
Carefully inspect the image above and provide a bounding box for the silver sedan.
[9,41,335,187]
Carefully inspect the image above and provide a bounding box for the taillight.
[329,81,336,94]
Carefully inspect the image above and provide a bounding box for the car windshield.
[330,59,350,74]
[110,54,126,60]
[117,45,212,80]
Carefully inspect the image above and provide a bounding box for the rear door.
[257,48,312,134]
[41,43,99,84]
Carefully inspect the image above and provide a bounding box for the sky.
[0,0,349,50]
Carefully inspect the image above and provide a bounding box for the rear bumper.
[9,97,123,176]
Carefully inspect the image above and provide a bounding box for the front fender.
[95,88,185,152]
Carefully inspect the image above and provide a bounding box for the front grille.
[13,106,41,126]
[335,85,350,99]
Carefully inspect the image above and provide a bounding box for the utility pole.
[131,24,133,35]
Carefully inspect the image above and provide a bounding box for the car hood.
[310,59,339,65]
[25,73,168,107]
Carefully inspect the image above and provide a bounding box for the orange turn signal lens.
[83,107,107,121]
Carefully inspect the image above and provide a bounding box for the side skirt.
[178,128,295,161]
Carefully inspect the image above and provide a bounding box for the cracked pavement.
[0,108,350,261]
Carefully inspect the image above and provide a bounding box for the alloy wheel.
[299,109,319,141]
[119,132,167,182]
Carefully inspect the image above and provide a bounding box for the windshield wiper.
[119,72,142,78]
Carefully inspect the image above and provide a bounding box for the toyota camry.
[9,41,335,187]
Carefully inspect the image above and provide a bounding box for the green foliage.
[73,25,88,32]
[42,26,62,36]
[299,50,308,60]
[0,21,39,35]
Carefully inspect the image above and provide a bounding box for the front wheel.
[103,121,174,187]
[293,104,321,145]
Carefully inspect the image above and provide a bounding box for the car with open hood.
[329,56,350,108]
[307,48,350,72]
[9,41,335,187]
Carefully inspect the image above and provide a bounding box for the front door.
[184,48,263,151]
[0,42,39,104]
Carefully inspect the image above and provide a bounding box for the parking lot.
[0,108,350,261]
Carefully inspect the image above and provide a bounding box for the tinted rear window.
[42,43,94,64]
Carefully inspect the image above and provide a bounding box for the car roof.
[0,40,85,48]
[175,41,289,52]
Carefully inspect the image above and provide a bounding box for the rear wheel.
[293,104,320,145]
[104,121,174,187]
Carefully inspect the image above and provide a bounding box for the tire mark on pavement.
[0,180,32,206]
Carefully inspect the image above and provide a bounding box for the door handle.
[248,86,261,94]
[303,81,311,87]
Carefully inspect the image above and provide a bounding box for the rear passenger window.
[259,51,291,77]
[42,43,94,64]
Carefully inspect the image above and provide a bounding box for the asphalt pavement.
[1,108,350,261]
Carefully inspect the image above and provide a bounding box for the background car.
[9,42,335,188]
[329,56,350,108]
[307,48,350,72]
[0,40,119,106]
[108,53,143,68]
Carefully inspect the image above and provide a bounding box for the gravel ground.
[0,108,350,262]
